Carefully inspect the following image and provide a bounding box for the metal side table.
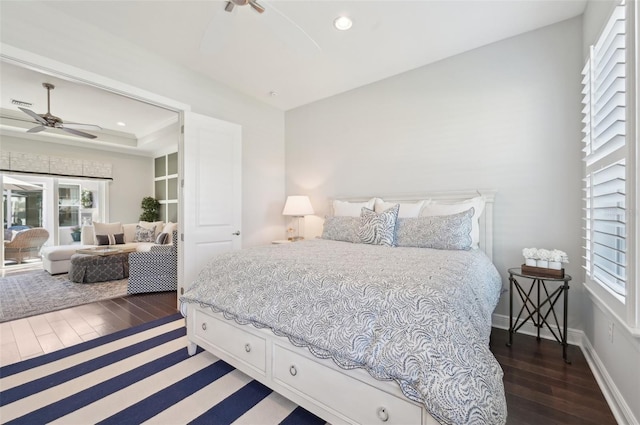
[506,267,572,364]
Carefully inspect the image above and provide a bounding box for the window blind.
[581,4,627,296]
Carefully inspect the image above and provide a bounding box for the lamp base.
[288,236,304,242]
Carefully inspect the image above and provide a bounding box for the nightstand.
[271,239,292,244]
[506,267,572,363]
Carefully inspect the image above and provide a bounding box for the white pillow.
[162,222,178,235]
[374,198,429,218]
[92,222,123,245]
[420,197,485,249]
[333,198,376,217]
[122,223,138,243]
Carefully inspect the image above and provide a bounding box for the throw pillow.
[139,221,164,237]
[162,222,177,235]
[92,222,123,245]
[358,204,399,246]
[395,208,474,250]
[155,232,169,245]
[134,225,156,242]
[96,233,125,246]
[321,216,361,243]
[420,197,485,249]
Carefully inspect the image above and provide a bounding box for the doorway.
[0,46,188,290]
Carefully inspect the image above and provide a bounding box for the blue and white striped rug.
[0,313,326,425]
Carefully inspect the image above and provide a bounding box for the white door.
[180,112,242,295]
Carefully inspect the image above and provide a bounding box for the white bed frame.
[185,189,495,425]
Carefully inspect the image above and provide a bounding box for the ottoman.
[69,253,130,283]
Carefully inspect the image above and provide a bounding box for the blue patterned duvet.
[181,239,507,425]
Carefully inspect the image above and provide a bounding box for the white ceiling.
[0,0,586,150]
[46,0,587,111]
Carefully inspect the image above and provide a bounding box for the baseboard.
[492,313,638,425]
[580,334,639,425]
[492,313,583,346]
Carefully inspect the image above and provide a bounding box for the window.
[58,184,80,227]
[581,4,628,298]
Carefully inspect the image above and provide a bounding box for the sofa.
[128,230,178,294]
[41,221,177,275]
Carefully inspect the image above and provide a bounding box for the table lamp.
[282,195,314,241]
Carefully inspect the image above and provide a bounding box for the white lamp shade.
[282,195,314,216]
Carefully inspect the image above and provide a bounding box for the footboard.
[184,303,436,425]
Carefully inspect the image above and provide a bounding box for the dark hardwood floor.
[1,293,616,424]
[491,329,617,425]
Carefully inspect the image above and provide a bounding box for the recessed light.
[333,16,352,31]
[117,121,126,127]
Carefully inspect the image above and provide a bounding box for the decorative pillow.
[332,198,376,217]
[358,204,399,246]
[95,233,125,246]
[139,220,164,236]
[92,222,123,245]
[162,222,177,235]
[321,216,361,243]
[134,224,156,242]
[155,232,169,245]
[396,208,474,250]
[374,198,429,218]
[420,197,485,249]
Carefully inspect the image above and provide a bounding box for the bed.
[180,190,506,425]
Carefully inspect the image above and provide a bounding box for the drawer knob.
[377,407,389,422]
[201,322,207,331]
[245,343,251,353]
[289,365,297,376]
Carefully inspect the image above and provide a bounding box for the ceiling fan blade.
[260,1,321,56]
[18,107,48,126]
[61,127,97,139]
[60,122,103,131]
[26,125,46,134]
[249,1,265,14]
[224,1,235,12]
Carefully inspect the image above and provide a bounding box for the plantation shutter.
[581,4,627,296]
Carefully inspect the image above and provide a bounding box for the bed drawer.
[272,344,423,425]
[194,310,266,373]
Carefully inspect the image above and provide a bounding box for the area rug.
[0,313,325,425]
[0,270,128,323]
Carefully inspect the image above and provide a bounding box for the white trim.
[625,0,639,330]
[0,44,190,113]
[492,312,639,425]
[584,280,640,338]
[491,313,583,346]
[581,334,640,425]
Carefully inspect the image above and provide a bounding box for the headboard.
[328,189,496,262]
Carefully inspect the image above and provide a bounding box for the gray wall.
[0,1,286,248]
[286,17,584,328]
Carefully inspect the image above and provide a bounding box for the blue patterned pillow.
[395,208,474,250]
[358,204,399,246]
[321,216,361,243]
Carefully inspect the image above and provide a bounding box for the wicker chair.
[127,230,177,294]
[4,228,50,264]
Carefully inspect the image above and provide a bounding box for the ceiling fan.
[18,83,101,139]
[224,0,265,14]
[201,0,320,57]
